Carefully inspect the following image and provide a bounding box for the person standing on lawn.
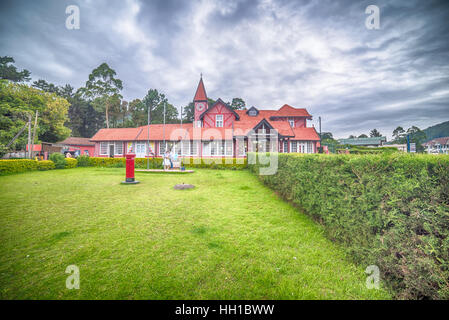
[163,150,171,171]
[169,148,174,169]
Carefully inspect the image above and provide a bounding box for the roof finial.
[200,72,203,79]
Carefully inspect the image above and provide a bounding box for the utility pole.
[30,111,38,159]
[27,114,32,159]
[147,103,150,170]
[319,116,322,153]
[163,101,166,152]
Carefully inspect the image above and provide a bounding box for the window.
[216,115,223,127]
[291,141,298,153]
[225,141,233,156]
[100,142,108,155]
[190,141,198,156]
[181,141,190,156]
[307,142,313,153]
[283,141,288,153]
[115,142,123,155]
[289,119,295,128]
[202,140,233,156]
[237,139,246,156]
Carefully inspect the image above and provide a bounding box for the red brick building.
[90,77,320,158]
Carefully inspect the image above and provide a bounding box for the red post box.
[122,153,140,184]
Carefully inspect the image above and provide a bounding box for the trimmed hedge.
[83,157,247,170]
[65,158,77,169]
[248,153,449,299]
[0,159,55,175]
[182,157,247,170]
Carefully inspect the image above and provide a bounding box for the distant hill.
[424,121,449,141]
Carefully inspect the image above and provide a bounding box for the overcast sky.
[1,0,448,139]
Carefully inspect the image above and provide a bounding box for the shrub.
[83,157,247,170]
[0,159,38,175]
[77,155,90,167]
[65,158,77,169]
[181,157,247,170]
[88,157,125,167]
[248,153,449,299]
[49,153,66,169]
[37,160,55,171]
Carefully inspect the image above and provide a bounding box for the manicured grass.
[0,168,390,299]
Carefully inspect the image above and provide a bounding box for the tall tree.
[0,80,70,155]
[320,132,334,140]
[229,97,246,110]
[79,63,123,128]
[182,102,195,123]
[370,129,382,137]
[128,99,146,126]
[0,56,31,82]
[392,126,405,141]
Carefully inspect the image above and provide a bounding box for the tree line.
[0,56,247,153]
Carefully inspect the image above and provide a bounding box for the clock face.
[196,102,206,112]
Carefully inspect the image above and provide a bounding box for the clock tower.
[193,76,208,128]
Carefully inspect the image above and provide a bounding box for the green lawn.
[0,168,390,299]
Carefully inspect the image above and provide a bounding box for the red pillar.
[122,153,140,184]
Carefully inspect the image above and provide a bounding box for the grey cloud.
[0,0,448,139]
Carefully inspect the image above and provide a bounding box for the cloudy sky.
[1,0,448,139]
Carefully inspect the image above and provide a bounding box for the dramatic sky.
[1,0,448,139]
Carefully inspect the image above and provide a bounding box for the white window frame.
[237,139,246,156]
[100,142,108,155]
[289,119,295,128]
[115,142,123,155]
[202,140,233,156]
[136,142,146,155]
[216,115,223,127]
[283,141,288,153]
[291,141,298,153]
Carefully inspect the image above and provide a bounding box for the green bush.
[182,157,247,170]
[0,159,56,175]
[37,160,55,171]
[248,153,449,299]
[65,158,77,169]
[77,155,90,167]
[83,157,247,170]
[0,159,38,175]
[49,153,66,169]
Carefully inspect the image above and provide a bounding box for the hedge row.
[336,145,400,154]
[248,153,449,299]
[80,156,247,170]
[0,159,55,175]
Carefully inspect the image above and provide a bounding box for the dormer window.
[216,115,223,127]
[289,119,295,128]
[247,106,259,117]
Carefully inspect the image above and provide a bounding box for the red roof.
[271,104,311,118]
[291,127,320,141]
[193,77,207,101]
[59,137,95,146]
[91,127,142,141]
[91,105,317,142]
